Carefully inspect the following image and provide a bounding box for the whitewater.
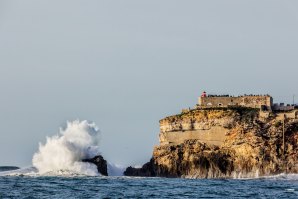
[0,120,124,177]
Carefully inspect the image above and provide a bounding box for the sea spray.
[108,163,126,176]
[32,120,101,176]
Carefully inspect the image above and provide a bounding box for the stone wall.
[198,95,272,109]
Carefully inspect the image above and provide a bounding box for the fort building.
[196,91,298,112]
[198,91,274,110]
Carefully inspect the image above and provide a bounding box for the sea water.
[0,174,297,198]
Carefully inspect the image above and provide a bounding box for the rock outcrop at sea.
[124,108,298,178]
[82,155,108,176]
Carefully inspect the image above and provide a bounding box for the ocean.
[0,173,297,198]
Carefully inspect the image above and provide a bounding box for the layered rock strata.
[124,108,298,178]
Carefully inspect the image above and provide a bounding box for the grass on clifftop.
[162,107,259,121]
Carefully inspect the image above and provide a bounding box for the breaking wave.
[0,120,127,177]
[32,120,101,176]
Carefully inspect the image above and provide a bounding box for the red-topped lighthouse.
[201,91,207,97]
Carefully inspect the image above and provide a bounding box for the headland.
[124,92,298,178]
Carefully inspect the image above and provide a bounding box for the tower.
[201,91,207,97]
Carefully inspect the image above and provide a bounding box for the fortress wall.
[241,96,272,108]
[199,97,239,107]
[199,96,272,108]
[159,126,228,146]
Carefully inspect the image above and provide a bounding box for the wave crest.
[32,120,101,176]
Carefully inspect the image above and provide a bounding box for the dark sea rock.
[82,155,108,176]
[124,159,156,177]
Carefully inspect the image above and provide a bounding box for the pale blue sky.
[0,0,298,167]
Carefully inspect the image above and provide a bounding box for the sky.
[0,0,298,167]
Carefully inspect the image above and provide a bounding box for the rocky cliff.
[124,107,298,178]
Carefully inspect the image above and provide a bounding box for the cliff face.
[159,109,236,146]
[124,108,298,178]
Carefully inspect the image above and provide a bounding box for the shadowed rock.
[82,155,108,176]
[124,159,156,177]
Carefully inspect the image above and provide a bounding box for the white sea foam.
[32,120,101,176]
[261,173,298,180]
[231,172,298,180]
[0,167,38,176]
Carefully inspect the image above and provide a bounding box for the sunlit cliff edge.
[124,93,298,178]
